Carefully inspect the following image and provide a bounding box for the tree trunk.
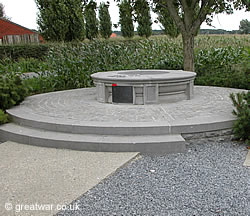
[182,33,195,72]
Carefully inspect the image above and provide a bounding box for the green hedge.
[0,44,49,60]
[194,47,250,90]
[26,39,183,92]
[0,73,29,110]
[2,38,249,95]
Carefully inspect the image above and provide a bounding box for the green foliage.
[23,39,183,93]
[85,0,99,40]
[2,35,250,95]
[0,73,29,110]
[99,2,112,39]
[0,109,8,125]
[239,19,250,34]
[0,44,49,60]
[36,0,85,41]
[0,2,4,18]
[230,91,250,144]
[119,0,134,38]
[153,2,179,38]
[0,58,48,74]
[134,0,152,38]
[195,46,250,90]
[37,44,94,91]
[152,0,249,71]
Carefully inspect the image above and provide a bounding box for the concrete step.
[8,111,172,136]
[0,123,186,154]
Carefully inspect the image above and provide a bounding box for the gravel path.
[57,137,250,216]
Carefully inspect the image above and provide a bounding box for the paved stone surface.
[1,85,245,153]
[0,141,138,216]
[8,86,243,125]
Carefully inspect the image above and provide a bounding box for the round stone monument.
[91,70,196,105]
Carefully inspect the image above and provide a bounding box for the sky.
[1,0,250,31]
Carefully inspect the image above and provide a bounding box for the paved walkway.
[0,141,138,216]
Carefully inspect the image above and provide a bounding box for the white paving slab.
[0,141,138,216]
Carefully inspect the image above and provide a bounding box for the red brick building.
[0,18,43,44]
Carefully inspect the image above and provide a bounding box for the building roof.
[0,17,38,39]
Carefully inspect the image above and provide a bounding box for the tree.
[119,0,134,38]
[154,4,179,38]
[99,2,112,39]
[134,0,152,38]
[0,3,4,18]
[0,2,10,19]
[153,0,249,71]
[36,0,85,42]
[239,19,250,34]
[64,0,86,41]
[85,0,99,40]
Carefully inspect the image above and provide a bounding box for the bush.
[230,91,250,144]
[0,73,29,110]
[2,36,249,95]
[195,47,250,90]
[0,44,49,60]
[0,109,8,125]
[0,57,48,74]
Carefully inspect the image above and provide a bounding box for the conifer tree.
[119,0,134,38]
[134,0,152,38]
[36,0,85,42]
[85,0,99,40]
[99,2,112,39]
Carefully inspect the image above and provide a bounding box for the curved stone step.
[7,108,234,136]
[0,123,186,154]
[7,109,172,136]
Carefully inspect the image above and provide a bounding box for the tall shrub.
[36,0,85,41]
[134,0,152,38]
[85,0,99,40]
[230,91,250,144]
[99,2,112,39]
[119,0,134,38]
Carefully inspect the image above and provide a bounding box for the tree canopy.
[134,0,152,38]
[99,2,112,39]
[152,0,249,71]
[36,0,85,42]
[239,19,250,34]
[85,0,99,40]
[119,0,134,38]
[153,3,179,38]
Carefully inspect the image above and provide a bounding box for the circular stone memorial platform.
[91,70,196,104]
[0,86,244,154]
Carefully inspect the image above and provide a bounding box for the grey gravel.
[57,137,250,216]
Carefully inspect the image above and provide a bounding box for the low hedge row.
[0,44,49,60]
